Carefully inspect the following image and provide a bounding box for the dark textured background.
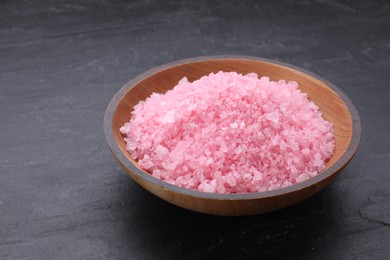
[1,0,389,259]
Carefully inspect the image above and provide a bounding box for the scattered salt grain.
[120,71,335,193]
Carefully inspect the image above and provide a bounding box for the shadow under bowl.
[104,56,361,216]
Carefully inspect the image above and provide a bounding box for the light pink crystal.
[120,71,335,193]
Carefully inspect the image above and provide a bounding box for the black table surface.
[1,0,389,259]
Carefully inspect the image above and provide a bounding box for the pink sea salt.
[120,71,335,194]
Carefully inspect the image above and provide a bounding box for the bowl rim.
[104,55,361,200]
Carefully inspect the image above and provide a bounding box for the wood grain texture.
[104,56,361,216]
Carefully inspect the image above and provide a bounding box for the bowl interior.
[113,58,353,176]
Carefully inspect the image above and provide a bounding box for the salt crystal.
[296,173,310,183]
[155,145,169,156]
[178,76,189,85]
[313,153,323,167]
[152,170,161,179]
[199,180,216,193]
[246,72,258,78]
[230,122,238,128]
[226,175,237,187]
[279,141,287,151]
[125,140,137,150]
[121,71,335,193]
[188,103,197,111]
[160,110,175,123]
[243,173,252,182]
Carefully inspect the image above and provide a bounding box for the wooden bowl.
[104,56,361,216]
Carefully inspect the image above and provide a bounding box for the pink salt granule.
[120,71,335,193]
